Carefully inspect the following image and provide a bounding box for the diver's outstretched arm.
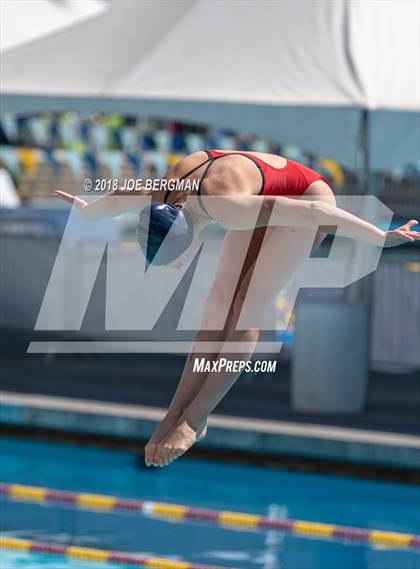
[204,195,419,247]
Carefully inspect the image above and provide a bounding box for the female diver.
[55,149,419,468]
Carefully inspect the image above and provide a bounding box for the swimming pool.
[1,436,419,569]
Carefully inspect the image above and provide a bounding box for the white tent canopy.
[0,0,105,53]
[1,0,419,170]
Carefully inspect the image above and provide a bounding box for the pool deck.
[1,390,419,470]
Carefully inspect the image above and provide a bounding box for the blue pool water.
[1,436,419,569]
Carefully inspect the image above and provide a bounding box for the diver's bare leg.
[145,229,254,465]
[144,332,223,465]
[156,187,335,464]
[156,227,320,465]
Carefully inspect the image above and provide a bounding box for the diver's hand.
[384,220,420,248]
[54,190,120,220]
[54,190,89,212]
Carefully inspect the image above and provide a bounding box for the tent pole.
[361,109,381,380]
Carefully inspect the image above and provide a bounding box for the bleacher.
[0,113,419,217]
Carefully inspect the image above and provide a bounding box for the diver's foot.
[153,413,207,467]
[144,407,184,466]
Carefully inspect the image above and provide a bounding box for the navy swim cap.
[136,203,194,266]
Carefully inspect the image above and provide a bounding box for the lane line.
[0,536,232,569]
[1,482,419,550]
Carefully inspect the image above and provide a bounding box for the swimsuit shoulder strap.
[164,151,213,203]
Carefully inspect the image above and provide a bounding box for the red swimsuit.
[206,149,329,196]
[165,150,330,218]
